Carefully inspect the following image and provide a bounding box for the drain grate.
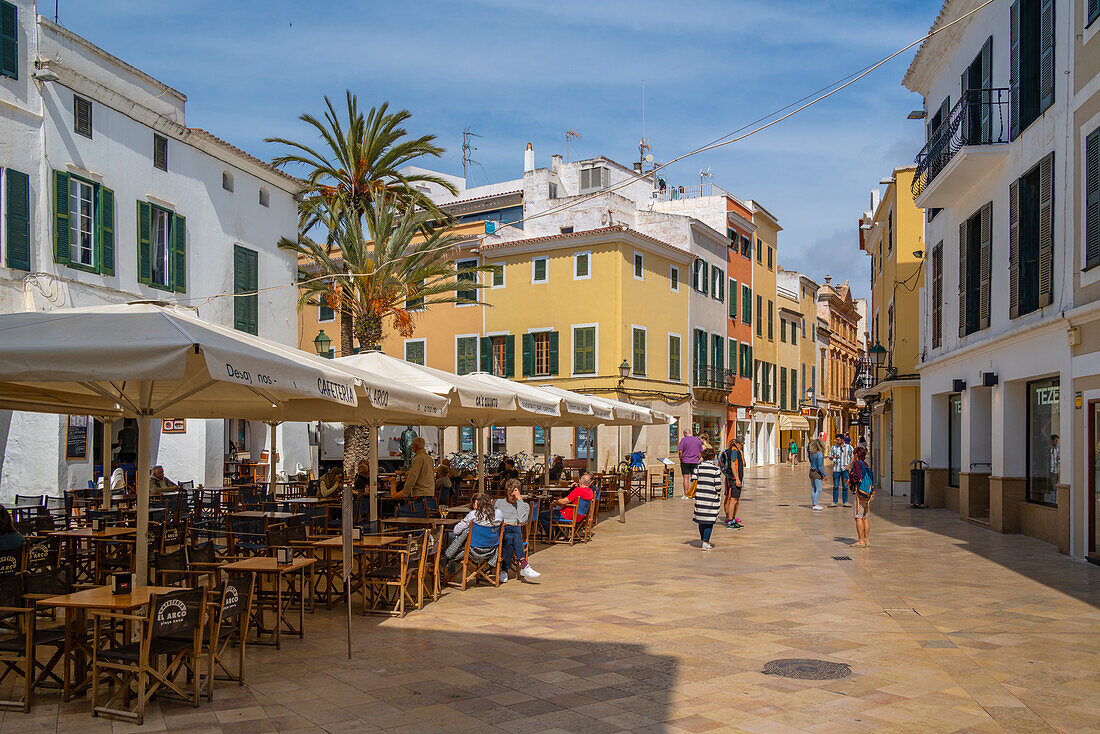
[777,503,790,507]
[763,659,852,680]
[832,555,853,561]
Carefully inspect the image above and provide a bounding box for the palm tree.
[280,196,489,475]
[266,92,458,230]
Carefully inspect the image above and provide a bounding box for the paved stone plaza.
[6,465,1099,733]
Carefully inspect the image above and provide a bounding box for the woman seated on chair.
[435,465,455,506]
[0,506,24,552]
[318,467,343,499]
[443,492,503,564]
[539,472,594,536]
[548,455,565,482]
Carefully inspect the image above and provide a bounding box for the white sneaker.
[812,505,824,511]
[498,571,509,583]
[701,542,714,550]
[519,564,541,579]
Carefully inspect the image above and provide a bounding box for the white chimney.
[524,142,535,173]
[551,154,562,172]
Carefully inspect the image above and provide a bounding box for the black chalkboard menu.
[66,414,88,460]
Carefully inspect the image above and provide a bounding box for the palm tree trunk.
[339,308,363,477]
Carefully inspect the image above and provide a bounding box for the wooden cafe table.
[37,585,176,701]
[311,535,400,610]
[49,526,136,584]
[220,555,315,649]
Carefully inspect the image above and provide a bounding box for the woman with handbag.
[848,446,874,547]
[690,448,723,550]
[807,436,826,511]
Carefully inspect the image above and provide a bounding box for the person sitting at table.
[395,437,436,517]
[149,465,177,494]
[539,472,595,536]
[494,479,540,581]
[498,458,520,485]
[353,459,371,492]
[443,492,503,570]
[435,465,455,506]
[0,506,24,552]
[548,455,565,482]
[318,467,344,499]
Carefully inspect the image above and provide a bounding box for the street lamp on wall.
[313,329,332,358]
[869,342,887,368]
[618,359,630,386]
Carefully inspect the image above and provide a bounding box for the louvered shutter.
[1038,152,1054,307]
[548,331,559,375]
[504,334,515,377]
[1009,0,1021,140]
[1039,0,1054,113]
[233,246,248,331]
[728,279,737,319]
[4,169,30,270]
[0,1,16,80]
[96,186,114,275]
[136,201,152,284]
[1091,0,1100,26]
[173,213,186,292]
[1009,181,1020,319]
[978,202,992,329]
[743,286,751,324]
[701,261,709,295]
[479,337,491,372]
[932,243,943,349]
[959,218,969,336]
[53,170,69,264]
[981,36,993,142]
[1086,129,1100,268]
[521,333,533,376]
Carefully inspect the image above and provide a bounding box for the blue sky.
[59,0,936,300]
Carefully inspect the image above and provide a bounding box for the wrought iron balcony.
[912,88,1009,200]
[692,365,732,390]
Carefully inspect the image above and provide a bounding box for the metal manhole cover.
[762,659,852,680]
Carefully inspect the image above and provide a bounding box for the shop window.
[575,426,592,460]
[533,426,545,450]
[1026,378,1059,505]
[948,393,962,487]
[459,426,474,452]
[490,426,506,452]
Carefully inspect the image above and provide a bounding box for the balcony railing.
[653,183,731,202]
[912,88,1009,199]
[693,365,732,390]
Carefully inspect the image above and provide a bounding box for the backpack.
[854,460,875,501]
[718,449,733,475]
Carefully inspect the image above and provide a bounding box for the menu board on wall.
[65,415,88,460]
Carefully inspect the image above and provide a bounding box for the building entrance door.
[1090,402,1100,564]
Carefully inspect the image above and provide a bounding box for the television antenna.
[461,127,481,180]
[699,167,712,186]
[565,129,581,163]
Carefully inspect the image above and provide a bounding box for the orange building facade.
[725,197,756,445]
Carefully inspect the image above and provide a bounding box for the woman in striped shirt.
[692,448,724,550]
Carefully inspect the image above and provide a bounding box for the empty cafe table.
[312,535,400,609]
[220,555,315,649]
[49,526,136,584]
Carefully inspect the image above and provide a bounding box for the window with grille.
[153,134,168,171]
[532,332,551,376]
[74,95,92,138]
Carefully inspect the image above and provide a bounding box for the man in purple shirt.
[677,429,704,498]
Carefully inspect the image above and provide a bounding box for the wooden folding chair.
[0,575,65,712]
[458,523,504,590]
[548,495,592,546]
[91,587,207,724]
[419,526,445,606]
[201,574,254,700]
[363,530,425,618]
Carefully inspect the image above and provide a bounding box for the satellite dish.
[645,154,653,162]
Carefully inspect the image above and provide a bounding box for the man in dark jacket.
[719,436,746,529]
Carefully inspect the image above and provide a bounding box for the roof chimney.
[551,154,562,172]
[824,275,832,285]
[524,142,534,173]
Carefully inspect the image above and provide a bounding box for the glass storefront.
[948,393,961,487]
[669,419,678,452]
[490,426,507,453]
[575,426,592,460]
[533,426,546,451]
[1026,378,1059,505]
[693,412,723,449]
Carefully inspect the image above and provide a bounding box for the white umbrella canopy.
[461,372,562,424]
[0,302,451,583]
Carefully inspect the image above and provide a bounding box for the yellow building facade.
[749,202,781,465]
[858,166,923,496]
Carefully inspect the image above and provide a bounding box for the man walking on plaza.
[830,434,853,507]
[677,428,703,499]
[719,436,745,529]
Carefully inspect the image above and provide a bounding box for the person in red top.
[539,472,595,535]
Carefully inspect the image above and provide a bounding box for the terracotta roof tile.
[187,128,303,188]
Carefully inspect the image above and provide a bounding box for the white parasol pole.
[476,424,485,495]
[135,411,152,585]
[268,422,278,501]
[543,425,550,486]
[101,417,112,510]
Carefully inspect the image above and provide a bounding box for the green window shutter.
[728,279,736,319]
[701,262,709,295]
[548,330,559,375]
[728,338,736,374]
[173,213,186,292]
[136,200,152,284]
[960,217,971,332]
[4,169,30,270]
[233,245,258,335]
[1009,183,1020,319]
[0,1,17,80]
[97,186,114,275]
[246,249,258,334]
[233,246,247,331]
[978,201,992,328]
[1009,0,1020,139]
[669,335,680,381]
[505,334,516,377]
[744,286,752,324]
[1039,0,1054,113]
[53,170,70,264]
[1037,153,1054,307]
[479,337,491,372]
[780,367,787,411]
[521,333,534,376]
[632,328,645,375]
[1087,129,1100,268]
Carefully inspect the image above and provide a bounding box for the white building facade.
[905,0,1081,554]
[0,1,307,499]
